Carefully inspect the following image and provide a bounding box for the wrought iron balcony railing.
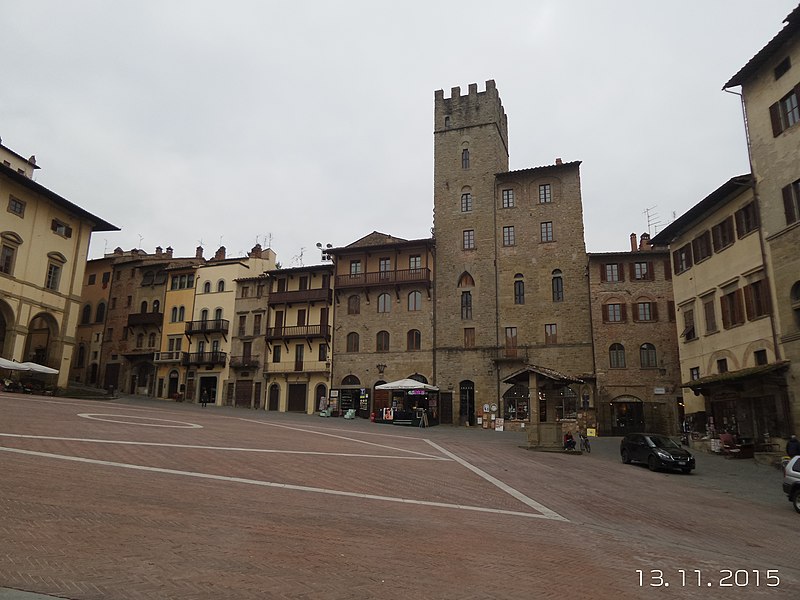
[185,319,229,335]
[230,355,260,369]
[268,288,332,305]
[182,351,227,366]
[266,324,331,340]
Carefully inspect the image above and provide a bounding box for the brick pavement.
[1,392,798,599]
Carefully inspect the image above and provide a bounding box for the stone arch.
[0,298,14,357]
[24,312,60,366]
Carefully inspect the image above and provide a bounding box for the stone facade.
[432,81,595,435]
[70,256,114,386]
[589,235,682,436]
[725,5,800,435]
[328,233,435,417]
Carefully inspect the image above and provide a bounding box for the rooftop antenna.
[292,247,305,267]
[138,234,144,248]
[218,235,224,247]
[643,206,661,237]
[266,233,273,249]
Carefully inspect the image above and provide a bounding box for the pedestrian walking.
[201,389,209,408]
[787,434,800,457]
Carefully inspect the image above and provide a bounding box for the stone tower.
[433,81,595,428]
[433,81,510,424]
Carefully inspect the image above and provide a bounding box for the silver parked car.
[782,455,800,513]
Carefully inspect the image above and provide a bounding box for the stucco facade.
[0,142,117,388]
[725,5,800,435]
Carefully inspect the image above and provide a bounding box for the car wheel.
[648,456,659,472]
[792,490,800,514]
[681,467,691,475]
[621,449,631,464]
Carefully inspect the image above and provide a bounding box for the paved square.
[1,393,798,599]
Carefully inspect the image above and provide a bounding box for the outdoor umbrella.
[376,378,439,391]
[0,357,30,371]
[18,361,59,374]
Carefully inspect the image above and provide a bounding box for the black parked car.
[620,433,695,474]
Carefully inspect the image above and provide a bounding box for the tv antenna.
[292,247,305,266]
[643,206,661,237]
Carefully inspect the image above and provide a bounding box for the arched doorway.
[167,370,180,398]
[459,380,475,426]
[315,383,327,412]
[89,363,99,385]
[24,313,59,366]
[608,395,645,436]
[268,383,280,411]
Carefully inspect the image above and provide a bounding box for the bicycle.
[579,433,591,453]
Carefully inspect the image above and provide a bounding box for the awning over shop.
[0,357,30,371]
[681,360,790,391]
[502,364,584,385]
[376,378,439,391]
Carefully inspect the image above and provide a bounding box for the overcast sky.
[2,1,796,265]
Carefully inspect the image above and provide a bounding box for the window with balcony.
[409,255,421,270]
[253,314,262,336]
[350,260,362,276]
[273,345,281,363]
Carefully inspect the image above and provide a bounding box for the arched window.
[203,281,211,293]
[407,329,421,351]
[609,343,626,368]
[178,306,185,321]
[514,275,524,305]
[348,295,360,315]
[217,280,225,292]
[95,301,106,323]
[461,192,473,212]
[640,343,657,368]
[148,333,156,347]
[346,332,359,352]
[377,293,391,313]
[81,304,92,325]
[342,375,361,386]
[136,333,144,348]
[458,271,475,287]
[408,291,422,311]
[77,344,86,367]
[171,306,178,322]
[201,309,209,321]
[152,299,160,313]
[552,269,564,302]
[376,331,390,352]
[461,148,470,169]
[214,308,223,320]
[140,300,148,313]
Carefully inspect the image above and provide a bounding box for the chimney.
[250,243,263,258]
[196,246,204,259]
[155,246,163,256]
[639,233,651,251]
[630,233,637,252]
[114,247,123,256]
[555,157,563,165]
[165,246,173,258]
[214,246,226,261]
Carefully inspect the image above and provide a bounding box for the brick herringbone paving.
[1,393,797,599]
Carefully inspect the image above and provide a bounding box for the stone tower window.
[461,148,470,169]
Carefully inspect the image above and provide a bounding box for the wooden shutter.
[600,263,607,282]
[784,184,798,224]
[663,260,672,280]
[744,284,755,320]
[602,304,609,322]
[770,102,783,136]
[632,303,639,322]
[735,289,745,324]
[629,263,636,280]
[617,263,625,281]
[647,262,654,280]
[652,302,659,321]
[720,295,730,329]
[620,303,627,322]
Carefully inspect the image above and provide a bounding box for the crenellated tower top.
[434,79,508,152]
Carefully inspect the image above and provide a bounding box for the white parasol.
[376,378,439,391]
[0,357,31,371]
[18,361,59,374]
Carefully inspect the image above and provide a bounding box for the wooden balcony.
[264,359,330,374]
[154,351,185,363]
[182,351,227,366]
[334,268,431,289]
[230,355,261,369]
[268,288,332,305]
[127,312,163,327]
[185,319,229,335]
[266,324,331,341]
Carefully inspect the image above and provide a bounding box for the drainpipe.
[724,87,782,361]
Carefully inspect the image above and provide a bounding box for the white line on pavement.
[0,446,564,520]
[424,439,569,522]
[0,432,449,461]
